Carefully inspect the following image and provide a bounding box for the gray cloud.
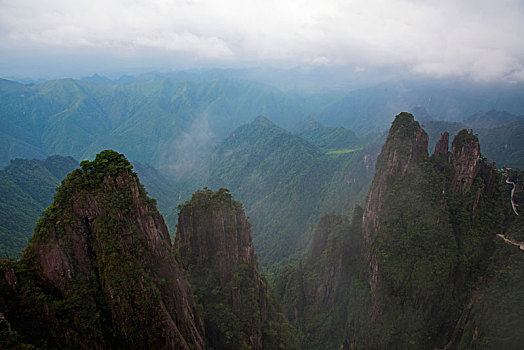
[1,0,523,81]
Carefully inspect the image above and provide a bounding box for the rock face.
[175,188,267,350]
[0,150,205,349]
[363,113,429,242]
[349,114,515,349]
[362,112,429,319]
[305,209,362,311]
[274,112,521,349]
[434,131,449,157]
[176,188,259,287]
[450,129,481,193]
[274,208,363,349]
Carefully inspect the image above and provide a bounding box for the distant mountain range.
[319,80,524,134]
[0,76,311,169]
[2,74,524,170]
[2,114,522,349]
[1,73,524,270]
[0,116,380,272]
[2,109,523,271]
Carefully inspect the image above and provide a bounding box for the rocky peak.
[175,188,266,350]
[434,131,449,157]
[374,112,428,178]
[450,129,480,193]
[363,112,428,244]
[308,214,339,261]
[362,112,429,318]
[1,150,205,349]
[176,188,259,285]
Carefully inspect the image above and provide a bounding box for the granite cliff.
[277,112,523,349]
[175,188,296,349]
[0,150,205,349]
[450,129,481,194]
[1,111,522,349]
[274,208,363,349]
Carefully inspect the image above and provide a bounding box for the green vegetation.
[455,169,524,349]
[343,118,514,348]
[0,156,77,257]
[178,117,377,274]
[298,124,362,151]
[0,150,201,348]
[79,149,135,180]
[326,147,363,155]
[273,207,364,349]
[176,188,297,349]
[452,129,479,150]
[365,161,461,348]
[0,77,311,169]
[276,115,524,349]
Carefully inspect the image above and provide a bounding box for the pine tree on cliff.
[0,150,205,349]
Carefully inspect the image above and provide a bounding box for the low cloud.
[1,0,523,81]
[161,113,216,182]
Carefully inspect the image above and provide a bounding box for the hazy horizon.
[1,0,523,84]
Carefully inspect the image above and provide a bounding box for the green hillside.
[0,155,78,257]
[0,77,310,168]
[177,116,378,273]
[298,124,362,151]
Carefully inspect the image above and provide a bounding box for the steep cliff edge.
[361,112,440,323]
[274,112,523,349]
[434,131,449,157]
[175,188,296,349]
[450,129,481,194]
[352,113,515,349]
[0,150,205,349]
[274,207,363,349]
[444,168,524,350]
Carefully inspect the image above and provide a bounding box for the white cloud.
[133,33,234,58]
[1,0,523,81]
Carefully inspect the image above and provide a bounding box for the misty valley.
[1,74,523,349]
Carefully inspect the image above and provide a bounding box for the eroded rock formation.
[175,188,267,350]
[362,112,429,319]
[0,150,205,349]
[450,130,481,194]
[434,131,450,157]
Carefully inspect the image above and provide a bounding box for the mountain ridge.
[277,112,524,349]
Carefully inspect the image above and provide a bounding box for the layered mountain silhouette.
[1,112,523,349]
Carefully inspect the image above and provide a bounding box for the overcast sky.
[1,0,523,81]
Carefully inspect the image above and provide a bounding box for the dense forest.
[1,112,522,349]
[0,73,523,348]
[2,0,524,346]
